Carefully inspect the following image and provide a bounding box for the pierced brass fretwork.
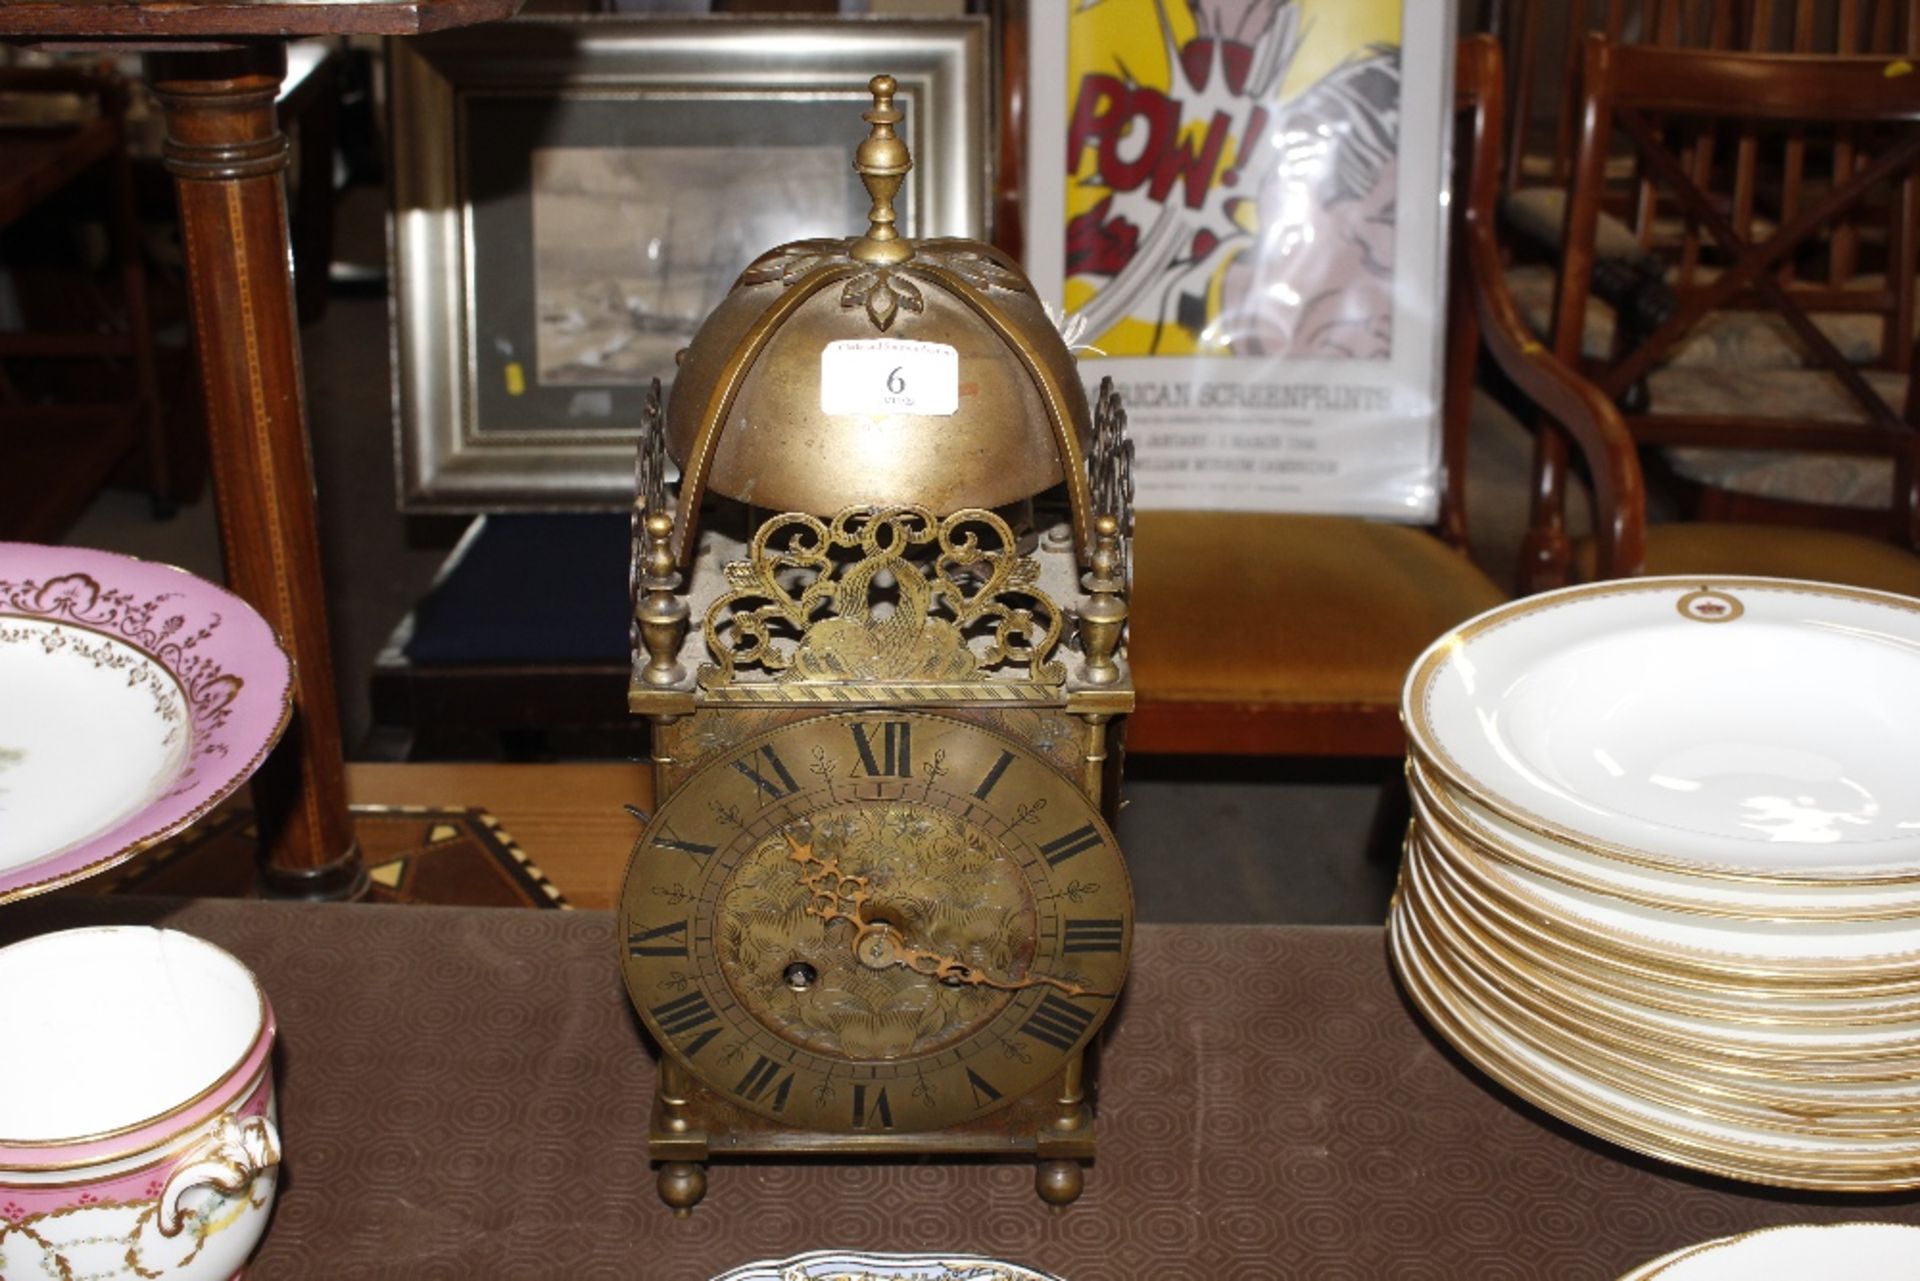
[701,505,1064,688]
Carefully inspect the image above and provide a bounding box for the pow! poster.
[1026,0,1455,517]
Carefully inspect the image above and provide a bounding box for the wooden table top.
[347,761,654,910]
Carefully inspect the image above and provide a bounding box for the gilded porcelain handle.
[156,1113,281,1238]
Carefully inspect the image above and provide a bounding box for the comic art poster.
[1025,0,1454,516]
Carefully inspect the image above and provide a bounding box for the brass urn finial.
[1077,514,1129,686]
[850,73,913,266]
[637,510,689,688]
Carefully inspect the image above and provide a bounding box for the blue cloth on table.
[403,514,630,665]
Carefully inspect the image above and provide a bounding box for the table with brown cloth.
[6,898,1915,1279]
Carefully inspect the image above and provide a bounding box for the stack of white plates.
[1392,577,1920,1190]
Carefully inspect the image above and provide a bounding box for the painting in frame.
[1023,0,1455,518]
[390,16,988,510]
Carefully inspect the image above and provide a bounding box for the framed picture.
[390,15,988,510]
[1023,0,1455,518]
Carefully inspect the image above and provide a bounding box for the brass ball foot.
[658,1161,707,1214]
[1035,1158,1083,1209]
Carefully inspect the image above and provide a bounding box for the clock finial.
[850,73,913,265]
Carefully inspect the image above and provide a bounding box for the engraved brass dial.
[619,711,1133,1132]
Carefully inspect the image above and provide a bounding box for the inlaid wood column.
[148,45,366,901]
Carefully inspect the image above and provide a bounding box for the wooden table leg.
[148,44,365,901]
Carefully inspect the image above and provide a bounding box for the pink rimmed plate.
[0,543,292,903]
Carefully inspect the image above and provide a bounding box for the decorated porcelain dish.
[0,926,282,1280]
[1406,577,1920,879]
[710,1252,1066,1281]
[0,543,292,903]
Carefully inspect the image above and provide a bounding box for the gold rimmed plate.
[1410,755,1920,922]
[1406,859,1920,1143]
[1630,1223,1920,1278]
[1405,577,1920,884]
[1408,835,1920,1077]
[1414,832,1920,1024]
[1420,814,1920,989]
[1405,849,1920,1134]
[1390,897,1920,1190]
[1392,904,1920,1187]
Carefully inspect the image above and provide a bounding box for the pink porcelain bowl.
[0,927,280,1280]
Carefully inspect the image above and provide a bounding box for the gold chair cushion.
[1575,523,1920,599]
[1129,512,1507,709]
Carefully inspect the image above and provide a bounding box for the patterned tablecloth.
[6,899,1916,1280]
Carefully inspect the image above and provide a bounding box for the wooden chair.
[1484,3,1918,422]
[1526,34,1920,595]
[1126,35,1645,756]
[1487,0,1918,195]
[0,65,167,538]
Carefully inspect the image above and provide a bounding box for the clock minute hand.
[784,831,1109,999]
[853,923,1109,1000]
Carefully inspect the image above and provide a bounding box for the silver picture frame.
[389,15,988,510]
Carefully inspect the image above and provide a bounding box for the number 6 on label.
[822,339,958,417]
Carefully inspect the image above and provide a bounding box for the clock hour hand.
[782,831,872,930]
[853,922,1109,1000]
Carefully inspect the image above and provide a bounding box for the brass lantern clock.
[621,76,1135,1212]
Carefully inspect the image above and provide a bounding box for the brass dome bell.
[663,75,1099,566]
